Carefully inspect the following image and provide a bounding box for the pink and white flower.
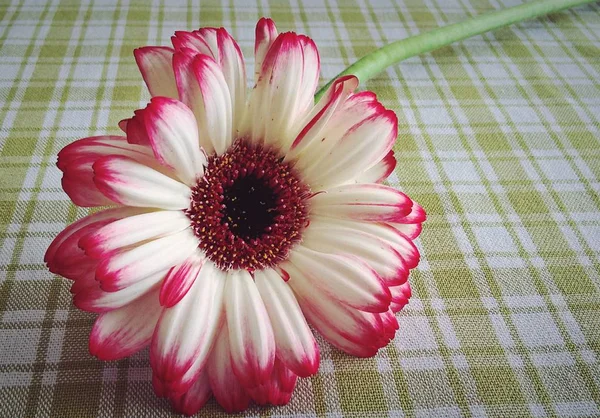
[46,18,424,415]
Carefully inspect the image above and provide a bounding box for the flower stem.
[315,0,594,101]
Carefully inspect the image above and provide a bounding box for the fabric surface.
[1,0,599,417]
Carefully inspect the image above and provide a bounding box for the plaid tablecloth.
[1,0,600,417]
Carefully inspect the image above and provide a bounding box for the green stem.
[315,0,595,101]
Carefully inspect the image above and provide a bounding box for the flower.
[45,18,425,415]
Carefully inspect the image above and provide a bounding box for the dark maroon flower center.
[186,140,310,271]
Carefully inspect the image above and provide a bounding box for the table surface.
[1,0,600,417]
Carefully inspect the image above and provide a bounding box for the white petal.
[134,46,178,98]
[302,220,408,286]
[241,32,320,151]
[74,269,165,313]
[93,155,192,209]
[144,97,207,185]
[254,18,277,82]
[192,55,233,155]
[89,288,162,360]
[285,75,358,162]
[96,228,199,291]
[151,261,225,389]
[225,269,275,388]
[308,183,412,222]
[173,28,246,136]
[300,109,398,189]
[288,245,391,313]
[254,269,319,377]
[80,210,191,258]
[207,324,251,412]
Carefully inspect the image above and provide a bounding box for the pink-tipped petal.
[207,325,251,413]
[89,289,162,361]
[289,246,391,313]
[357,150,397,183]
[144,97,206,185]
[301,109,398,189]
[159,251,205,308]
[390,282,412,313]
[45,207,143,276]
[80,210,191,259]
[134,46,178,98]
[151,261,225,391]
[57,136,153,207]
[96,228,199,292]
[312,216,421,270]
[286,75,358,161]
[93,155,191,209]
[173,50,233,155]
[169,371,212,416]
[247,358,298,406]
[254,18,278,81]
[74,269,165,313]
[309,183,412,222]
[286,262,387,346]
[172,28,246,132]
[225,269,275,389]
[302,220,409,286]
[57,136,152,171]
[242,32,320,151]
[254,269,319,377]
[191,54,233,155]
[388,200,427,239]
[125,109,151,146]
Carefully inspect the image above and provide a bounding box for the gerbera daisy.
[45,18,424,415]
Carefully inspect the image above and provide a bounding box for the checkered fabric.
[1,0,599,417]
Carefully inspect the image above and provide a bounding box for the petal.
[151,261,225,391]
[74,269,166,313]
[297,303,378,358]
[246,358,297,406]
[80,210,191,259]
[45,207,143,276]
[172,28,246,134]
[254,269,319,377]
[309,183,412,222]
[287,264,386,352]
[144,97,207,185]
[192,54,233,155]
[125,109,151,146]
[61,169,114,207]
[356,150,397,183]
[96,228,199,291]
[89,289,162,361]
[254,18,277,82]
[169,371,212,416]
[225,269,275,388]
[173,50,233,155]
[93,155,191,209]
[300,109,398,189]
[390,282,412,313]
[242,32,320,151]
[159,251,205,308]
[302,220,408,286]
[388,199,427,239]
[57,136,153,207]
[286,75,358,162]
[288,246,391,313]
[312,216,421,270]
[134,46,178,98]
[207,325,251,413]
[57,136,152,171]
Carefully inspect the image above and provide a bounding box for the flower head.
[46,18,425,415]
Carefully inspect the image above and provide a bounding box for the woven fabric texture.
[1,0,599,417]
